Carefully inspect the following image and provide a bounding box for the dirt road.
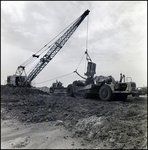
[1,85,147,149]
[1,119,86,149]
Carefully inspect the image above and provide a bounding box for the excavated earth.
[1,85,147,149]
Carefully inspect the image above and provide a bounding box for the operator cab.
[7,75,27,86]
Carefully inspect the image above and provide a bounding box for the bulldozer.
[49,80,66,95]
[66,51,138,101]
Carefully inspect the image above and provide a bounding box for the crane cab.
[7,75,27,86]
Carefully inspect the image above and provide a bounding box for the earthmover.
[6,10,90,87]
[66,51,138,101]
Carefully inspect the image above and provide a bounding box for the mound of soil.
[1,85,147,149]
[1,85,49,95]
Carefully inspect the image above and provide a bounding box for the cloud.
[1,1,147,87]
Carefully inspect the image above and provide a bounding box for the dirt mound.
[10,136,30,148]
[74,114,147,149]
[1,85,49,96]
[1,85,147,149]
[37,86,50,93]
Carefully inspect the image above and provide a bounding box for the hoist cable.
[22,57,36,67]
[26,61,39,75]
[75,15,89,71]
[25,58,38,67]
[21,56,33,66]
[84,55,87,73]
[76,52,85,70]
[35,72,74,85]
[20,16,80,68]
[34,16,80,56]
[86,15,89,50]
[38,43,54,56]
[24,16,82,75]
[84,15,89,71]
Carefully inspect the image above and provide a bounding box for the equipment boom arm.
[24,9,90,85]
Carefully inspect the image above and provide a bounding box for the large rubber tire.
[99,85,112,101]
[66,84,74,97]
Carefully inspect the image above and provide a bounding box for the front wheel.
[99,85,112,101]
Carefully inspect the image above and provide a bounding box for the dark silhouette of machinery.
[49,80,66,95]
[67,51,138,101]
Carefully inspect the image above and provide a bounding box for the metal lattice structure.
[22,10,90,85]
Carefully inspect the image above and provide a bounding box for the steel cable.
[75,15,90,74]
[34,16,80,56]
[35,72,74,85]
[20,17,80,68]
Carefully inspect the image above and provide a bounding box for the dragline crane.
[7,10,90,87]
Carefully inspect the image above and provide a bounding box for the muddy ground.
[1,85,147,149]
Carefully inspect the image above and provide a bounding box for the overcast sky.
[1,1,147,88]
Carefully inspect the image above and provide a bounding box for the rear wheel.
[99,85,112,101]
[66,84,74,97]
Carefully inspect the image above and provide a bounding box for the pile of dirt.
[1,85,49,95]
[1,85,147,149]
[37,86,50,93]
